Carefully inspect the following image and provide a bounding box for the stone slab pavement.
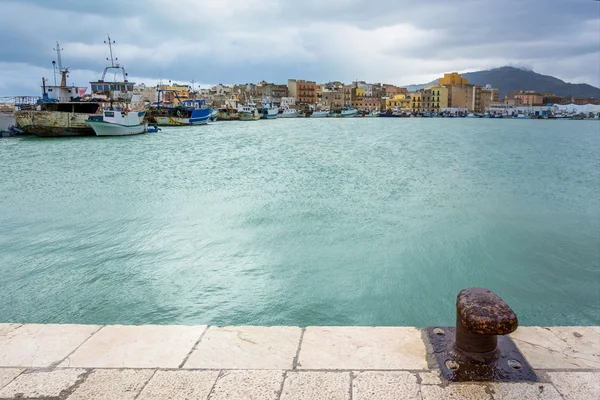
[0,324,598,399]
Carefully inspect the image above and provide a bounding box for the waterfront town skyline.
[1,0,599,96]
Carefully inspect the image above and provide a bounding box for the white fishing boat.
[86,35,146,136]
[310,110,329,118]
[86,109,146,136]
[261,102,279,119]
[210,109,219,121]
[279,108,299,118]
[238,99,260,120]
[340,107,358,117]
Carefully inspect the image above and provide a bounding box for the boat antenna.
[104,34,117,67]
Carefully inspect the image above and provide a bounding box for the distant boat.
[238,97,260,121]
[364,110,379,117]
[151,95,211,126]
[340,107,358,117]
[279,108,299,118]
[261,102,279,119]
[310,110,328,118]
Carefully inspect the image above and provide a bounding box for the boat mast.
[53,42,69,87]
[105,34,117,67]
[101,34,128,82]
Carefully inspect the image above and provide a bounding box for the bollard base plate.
[426,327,538,382]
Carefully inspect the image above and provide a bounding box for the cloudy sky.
[1,0,599,95]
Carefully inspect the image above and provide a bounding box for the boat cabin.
[42,85,87,102]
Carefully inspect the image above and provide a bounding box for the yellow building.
[429,85,449,112]
[438,72,468,86]
[385,94,411,110]
[411,92,423,112]
[355,87,365,97]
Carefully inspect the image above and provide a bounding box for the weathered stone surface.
[511,326,600,369]
[548,372,600,400]
[62,325,206,368]
[419,371,443,385]
[0,324,100,367]
[0,368,86,398]
[298,327,426,370]
[280,371,350,400]
[0,369,23,390]
[352,371,420,400]
[489,382,562,399]
[185,326,301,369]
[457,288,518,335]
[0,324,20,336]
[137,370,219,400]
[208,370,284,400]
[68,369,154,400]
[421,384,492,399]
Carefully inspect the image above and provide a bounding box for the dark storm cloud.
[0,0,598,95]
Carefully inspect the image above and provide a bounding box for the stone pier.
[0,324,598,399]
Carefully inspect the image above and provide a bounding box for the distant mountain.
[404,67,600,99]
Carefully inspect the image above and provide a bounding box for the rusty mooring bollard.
[426,287,537,382]
[455,288,519,353]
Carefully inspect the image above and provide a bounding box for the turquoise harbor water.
[1,119,599,327]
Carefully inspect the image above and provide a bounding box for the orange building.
[513,91,544,106]
[288,79,317,105]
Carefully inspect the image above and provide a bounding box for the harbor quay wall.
[0,323,598,399]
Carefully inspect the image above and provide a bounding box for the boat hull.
[86,120,146,136]
[340,110,358,117]
[262,109,279,119]
[155,116,209,126]
[310,111,328,118]
[15,110,95,137]
[279,111,299,118]
[239,111,260,121]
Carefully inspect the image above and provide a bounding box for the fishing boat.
[14,42,100,137]
[340,106,358,117]
[261,102,279,119]
[218,96,240,120]
[86,35,146,136]
[86,109,146,136]
[210,109,219,121]
[238,96,260,121]
[310,110,329,118]
[151,95,211,126]
[365,110,379,117]
[279,107,299,118]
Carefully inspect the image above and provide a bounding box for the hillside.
[405,67,600,99]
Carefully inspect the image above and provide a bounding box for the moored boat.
[86,35,146,136]
[86,109,146,136]
[14,43,99,137]
[310,110,329,118]
[210,109,219,121]
[261,102,279,119]
[151,97,211,126]
[279,107,299,118]
[340,106,358,117]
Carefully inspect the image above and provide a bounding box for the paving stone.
[489,383,562,399]
[0,324,100,367]
[0,369,23,390]
[185,326,301,369]
[62,325,206,368]
[421,384,492,399]
[419,371,443,385]
[352,371,420,400]
[137,370,219,400]
[68,369,154,400]
[208,370,284,400]
[0,368,86,398]
[547,371,600,400]
[280,371,350,400]
[298,327,427,370]
[511,326,600,369]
